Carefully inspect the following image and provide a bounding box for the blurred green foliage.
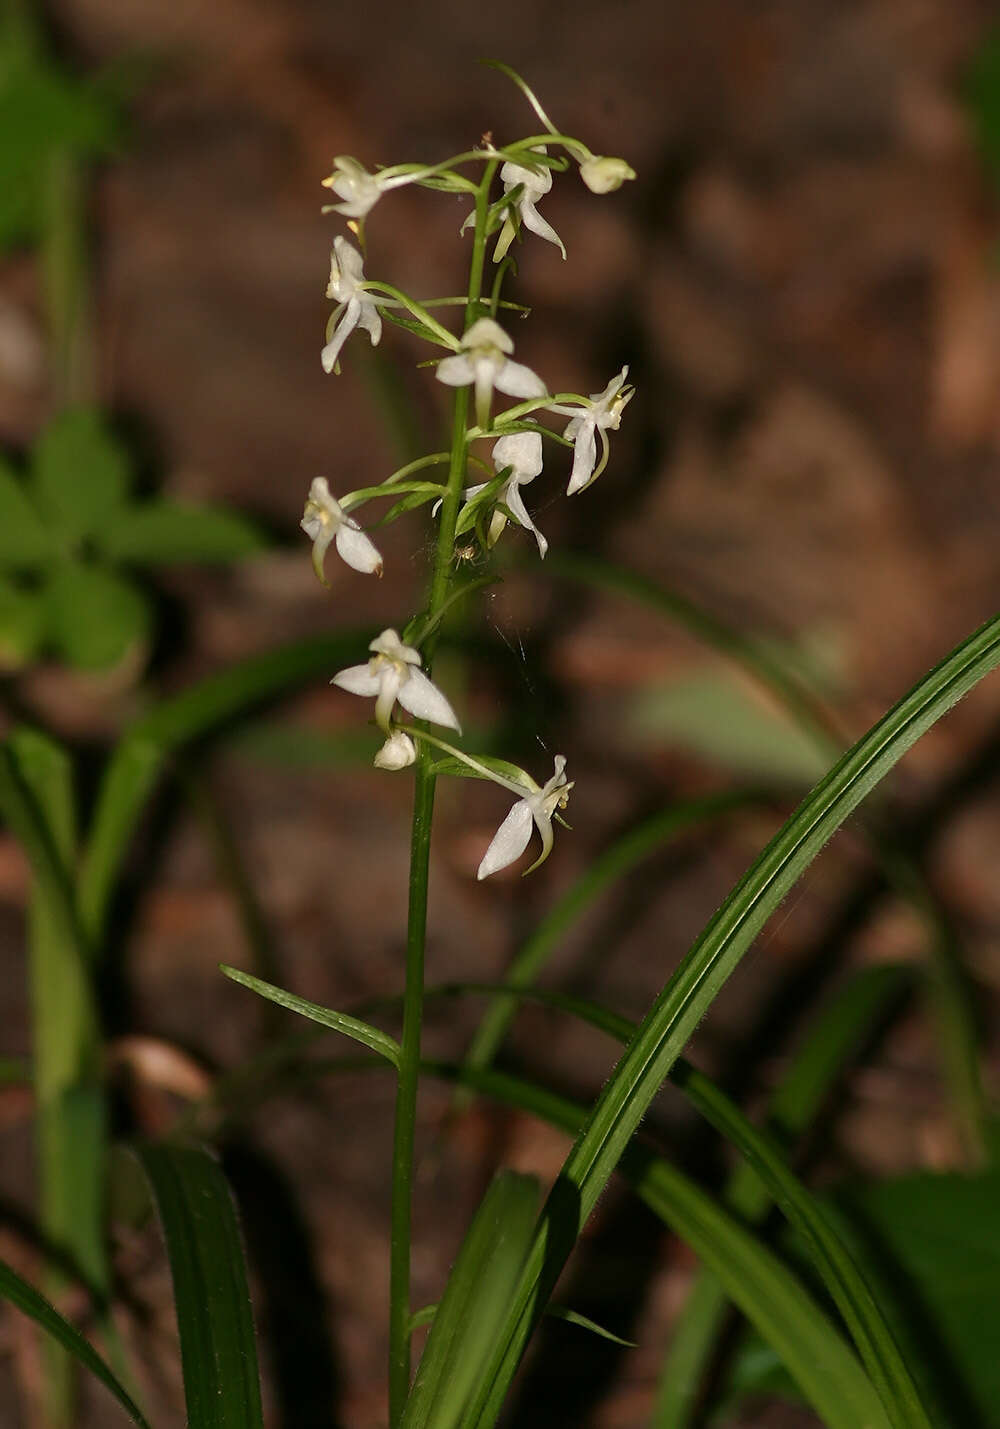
[0,4,120,251]
[0,408,262,670]
[967,23,1000,191]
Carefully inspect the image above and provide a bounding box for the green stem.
[387,158,497,1427]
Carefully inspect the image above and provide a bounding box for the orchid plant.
[297,61,634,1424]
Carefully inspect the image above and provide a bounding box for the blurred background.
[2,1,1000,1426]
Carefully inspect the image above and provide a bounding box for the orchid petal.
[335,522,383,576]
[321,298,360,373]
[495,361,546,400]
[520,201,566,259]
[396,668,461,731]
[436,354,476,387]
[567,423,598,494]
[503,483,548,558]
[331,664,381,697]
[477,798,534,879]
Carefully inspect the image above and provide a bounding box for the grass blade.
[133,1142,263,1429]
[436,971,924,1419]
[0,1258,149,1428]
[1,732,107,1426]
[221,965,402,1068]
[463,609,1000,1429]
[432,1062,891,1429]
[654,963,912,1427]
[401,1172,538,1429]
[459,790,764,1099]
[188,1039,888,1428]
[554,552,987,1160]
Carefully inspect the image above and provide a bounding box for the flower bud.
[579,156,636,195]
[374,731,417,770]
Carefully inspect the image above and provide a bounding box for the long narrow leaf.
[554,552,987,1158]
[1,732,107,1424]
[133,1142,263,1429]
[460,790,764,1096]
[438,971,923,1418]
[221,965,401,1067]
[0,1258,149,1428]
[431,1062,891,1429]
[190,1042,888,1428]
[464,610,1000,1429]
[401,1172,538,1429]
[655,962,912,1428]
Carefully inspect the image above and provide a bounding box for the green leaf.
[44,560,149,669]
[401,1172,539,1429]
[430,753,531,786]
[98,502,263,564]
[440,1063,890,1429]
[377,488,448,525]
[655,963,912,1429]
[554,554,987,1159]
[465,607,1000,1429]
[220,965,401,1067]
[33,409,131,542]
[841,1169,1000,1428]
[459,792,764,1099]
[629,673,831,784]
[0,458,48,567]
[0,578,45,667]
[0,1258,149,1427]
[132,1143,263,1429]
[545,1305,636,1347]
[967,24,1000,186]
[193,1044,890,1429]
[0,26,119,248]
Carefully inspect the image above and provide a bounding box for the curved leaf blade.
[0,1258,149,1427]
[401,1172,538,1429]
[221,965,401,1068]
[465,610,1000,1429]
[133,1142,263,1429]
[98,503,263,564]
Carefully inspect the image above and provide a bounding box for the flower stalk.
[387,157,497,1427]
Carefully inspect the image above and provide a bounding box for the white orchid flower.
[300,478,382,582]
[321,157,416,218]
[332,628,460,735]
[436,317,546,429]
[579,155,636,194]
[477,755,572,880]
[321,236,382,374]
[494,147,565,261]
[461,431,548,558]
[374,730,417,770]
[551,366,635,494]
